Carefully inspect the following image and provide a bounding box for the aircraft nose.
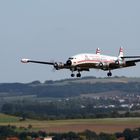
[66,60,72,66]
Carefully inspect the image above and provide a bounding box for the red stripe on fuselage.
[76,59,115,64]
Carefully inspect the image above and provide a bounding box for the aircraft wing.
[125,59,140,64]
[122,56,140,65]
[21,59,54,65]
[21,58,70,70]
[109,58,140,70]
[121,56,140,59]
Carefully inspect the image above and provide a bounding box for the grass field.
[0,113,140,133]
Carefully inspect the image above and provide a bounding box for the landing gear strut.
[107,71,112,77]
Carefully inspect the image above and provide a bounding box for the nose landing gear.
[71,73,75,77]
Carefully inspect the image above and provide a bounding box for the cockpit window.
[69,57,74,60]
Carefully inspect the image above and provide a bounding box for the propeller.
[49,60,58,71]
[51,61,64,71]
[53,62,59,70]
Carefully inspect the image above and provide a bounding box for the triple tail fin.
[118,47,124,57]
[96,48,100,55]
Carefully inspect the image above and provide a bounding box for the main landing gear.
[77,73,81,77]
[71,72,81,77]
[107,71,112,77]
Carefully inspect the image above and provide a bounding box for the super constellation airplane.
[21,47,140,77]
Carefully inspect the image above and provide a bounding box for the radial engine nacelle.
[115,58,125,66]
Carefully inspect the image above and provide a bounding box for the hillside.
[1,77,140,120]
[0,77,140,98]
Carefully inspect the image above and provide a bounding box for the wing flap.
[109,58,140,70]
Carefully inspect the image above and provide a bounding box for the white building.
[44,137,53,140]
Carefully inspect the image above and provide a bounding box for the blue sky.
[0,0,140,83]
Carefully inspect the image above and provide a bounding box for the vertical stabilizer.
[96,48,100,55]
[118,47,124,57]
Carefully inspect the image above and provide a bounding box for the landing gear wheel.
[71,73,75,77]
[107,72,112,77]
[76,73,81,77]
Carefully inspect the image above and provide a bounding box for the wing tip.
[21,58,30,63]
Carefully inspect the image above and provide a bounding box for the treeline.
[2,100,140,120]
[1,125,140,140]
[0,78,140,98]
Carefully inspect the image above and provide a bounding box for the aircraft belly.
[76,63,97,68]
